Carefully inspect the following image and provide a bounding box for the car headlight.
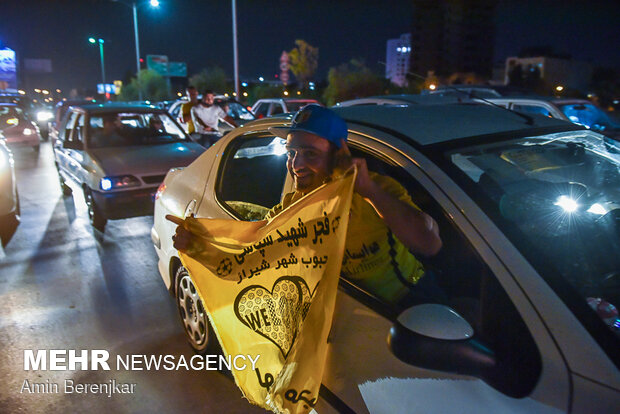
[100,175,141,191]
[23,128,33,136]
[37,110,54,122]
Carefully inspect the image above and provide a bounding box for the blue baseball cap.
[269,104,348,148]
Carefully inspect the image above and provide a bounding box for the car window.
[345,145,542,397]
[270,103,284,115]
[216,134,288,221]
[87,111,187,148]
[74,114,85,143]
[254,103,270,118]
[512,104,552,117]
[62,111,79,141]
[446,130,620,362]
[226,102,255,121]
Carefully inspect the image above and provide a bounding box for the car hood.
[89,142,204,176]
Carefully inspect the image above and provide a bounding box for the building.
[505,56,593,93]
[409,0,498,79]
[386,33,412,87]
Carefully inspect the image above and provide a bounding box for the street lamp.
[88,37,106,99]
[112,0,160,101]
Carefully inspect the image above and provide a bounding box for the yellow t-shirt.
[266,173,425,303]
[181,101,197,134]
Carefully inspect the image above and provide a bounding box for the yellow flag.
[179,168,356,413]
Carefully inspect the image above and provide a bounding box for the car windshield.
[447,131,620,347]
[226,102,255,121]
[87,111,187,148]
[557,103,620,132]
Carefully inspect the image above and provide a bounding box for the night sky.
[2,0,619,94]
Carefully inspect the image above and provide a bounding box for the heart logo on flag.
[234,276,315,357]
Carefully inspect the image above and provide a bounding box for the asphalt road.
[0,142,266,413]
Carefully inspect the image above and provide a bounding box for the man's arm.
[337,141,442,257]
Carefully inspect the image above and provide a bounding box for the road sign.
[279,51,289,85]
[168,62,187,77]
[146,55,169,76]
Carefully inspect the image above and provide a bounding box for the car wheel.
[83,187,106,232]
[175,266,219,354]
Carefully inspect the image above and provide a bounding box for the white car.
[53,103,205,232]
[168,95,255,134]
[0,140,19,246]
[251,98,320,118]
[152,103,620,413]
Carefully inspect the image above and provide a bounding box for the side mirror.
[388,304,496,378]
[63,139,83,150]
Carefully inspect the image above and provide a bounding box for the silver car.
[54,104,205,232]
[152,103,620,413]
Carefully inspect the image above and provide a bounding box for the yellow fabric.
[180,101,197,134]
[179,169,356,414]
[268,173,425,304]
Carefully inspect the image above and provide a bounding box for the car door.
[54,110,80,183]
[64,113,88,185]
[319,130,571,413]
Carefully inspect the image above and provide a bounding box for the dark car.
[0,103,41,152]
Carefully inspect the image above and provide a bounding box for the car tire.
[33,144,40,154]
[83,187,106,232]
[175,266,219,355]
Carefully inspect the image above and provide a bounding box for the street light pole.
[232,0,239,98]
[132,2,142,100]
[112,0,159,101]
[89,37,106,100]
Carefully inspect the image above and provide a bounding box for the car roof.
[487,95,591,104]
[69,103,165,114]
[332,103,576,146]
[335,94,474,107]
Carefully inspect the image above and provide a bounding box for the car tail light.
[155,182,166,200]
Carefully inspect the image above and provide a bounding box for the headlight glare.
[100,175,140,191]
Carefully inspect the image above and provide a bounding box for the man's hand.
[333,139,376,198]
[165,214,194,252]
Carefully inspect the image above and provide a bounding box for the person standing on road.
[191,90,238,147]
[179,86,199,137]
[170,105,443,305]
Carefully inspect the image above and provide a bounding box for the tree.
[323,59,383,106]
[188,66,230,94]
[288,40,319,88]
[119,69,169,101]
